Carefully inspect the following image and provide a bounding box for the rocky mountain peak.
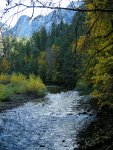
[4,1,83,38]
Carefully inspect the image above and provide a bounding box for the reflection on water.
[46,85,70,93]
[0,90,93,150]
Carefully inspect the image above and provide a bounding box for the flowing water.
[0,90,94,150]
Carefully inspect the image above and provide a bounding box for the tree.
[0,30,4,57]
[0,57,9,73]
[32,27,47,51]
[76,0,113,106]
[38,51,47,81]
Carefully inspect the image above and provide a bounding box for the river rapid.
[0,90,94,150]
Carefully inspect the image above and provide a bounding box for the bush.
[10,73,26,84]
[0,84,14,101]
[15,84,27,94]
[9,73,46,96]
[0,73,9,84]
[27,74,46,96]
[76,79,92,95]
[7,83,27,94]
[0,73,46,101]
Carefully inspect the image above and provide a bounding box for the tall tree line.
[75,0,113,107]
[0,12,84,87]
[1,0,113,107]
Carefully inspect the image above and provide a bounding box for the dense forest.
[1,0,113,149]
[0,11,85,87]
[1,0,113,108]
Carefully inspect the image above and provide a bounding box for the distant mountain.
[4,1,83,38]
[0,22,10,32]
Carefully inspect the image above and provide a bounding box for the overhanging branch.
[4,3,113,13]
[84,42,113,74]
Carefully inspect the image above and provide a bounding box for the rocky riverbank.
[77,102,113,150]
[0,93,45,112]
[0,85,67,112]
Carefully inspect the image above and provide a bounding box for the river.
[0,89,94,150]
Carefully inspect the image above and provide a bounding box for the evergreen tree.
[0,30,4,57]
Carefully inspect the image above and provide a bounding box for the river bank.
[0,85,67,112]
[77,101,113,150]
[0,93,45,112]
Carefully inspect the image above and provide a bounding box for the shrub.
[27,74,46,96]
[0,73,46,101]
[0,73,9,84]
[15,84,27,94]
[10,73,26,84]
[0,84,14,101]
[7,83,27,94]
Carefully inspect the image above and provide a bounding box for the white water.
[0,91,93,150]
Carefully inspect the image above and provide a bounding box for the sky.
[0,0,73,27]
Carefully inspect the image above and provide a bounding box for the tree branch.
[84,42,113,73]
[105,143,113,150]
[4,3,113,13]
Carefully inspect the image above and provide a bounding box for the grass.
[0,73,47,101]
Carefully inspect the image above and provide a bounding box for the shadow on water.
[46,85,72,94]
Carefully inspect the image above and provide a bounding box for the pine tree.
[0,30,4,57]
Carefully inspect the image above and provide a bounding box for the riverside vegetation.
[0,0,113,149]
[0,73,46,102]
